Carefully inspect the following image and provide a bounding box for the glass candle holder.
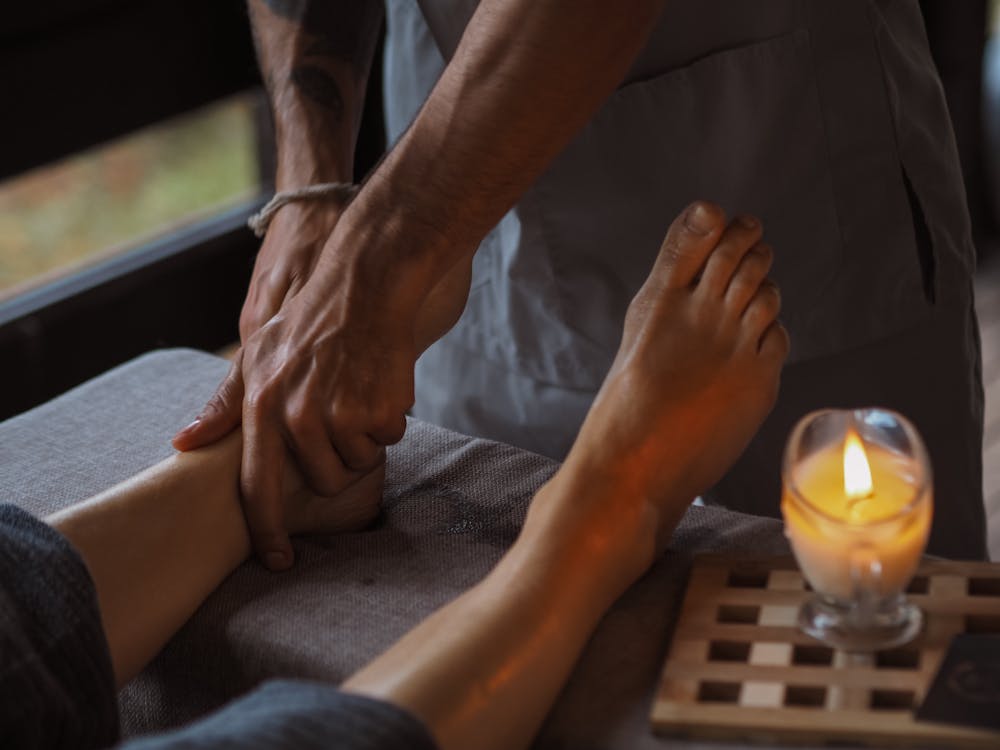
[781,408,932,651]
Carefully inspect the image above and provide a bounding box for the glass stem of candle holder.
[848,548,882,630]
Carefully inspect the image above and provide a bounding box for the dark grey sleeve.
[0,504,119,750]
[122,680,439,750]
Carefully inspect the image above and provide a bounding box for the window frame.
[0,204,260,419]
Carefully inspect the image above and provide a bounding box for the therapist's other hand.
[282,448,385,538]
[239,200,348,341]
[179,275,413,569]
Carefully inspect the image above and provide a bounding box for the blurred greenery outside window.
[0,93,261,302]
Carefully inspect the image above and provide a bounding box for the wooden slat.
[652,555,1000,748]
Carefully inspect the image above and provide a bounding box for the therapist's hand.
[177,262,414,569]
[173,199,472,571]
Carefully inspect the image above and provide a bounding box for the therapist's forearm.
[350,0,666,287]
[47,434,250,687]
[248,0,383,188]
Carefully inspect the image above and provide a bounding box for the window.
[0,93,261,303]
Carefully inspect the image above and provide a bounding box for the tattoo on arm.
[255,0,383,118]
[290,65,345,119]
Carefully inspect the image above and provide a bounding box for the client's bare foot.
[544,201,788,577]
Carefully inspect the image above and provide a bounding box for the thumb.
[172,353,245,451]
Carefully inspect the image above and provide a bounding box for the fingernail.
[738,215,759,229]
[684,203,716,234]
[177,418,201,436]
[265,551,290,570]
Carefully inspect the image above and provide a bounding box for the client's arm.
[343,203,789,750]
[48,433,382,687]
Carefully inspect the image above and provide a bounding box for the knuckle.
[245,386,274,414]
[626,293,655,322]
[327,404,361,436]
[220,376,242,403]
[284,399,313,431]
[203,396,225,418]
[240,310,263,338]
[203,386,237,417]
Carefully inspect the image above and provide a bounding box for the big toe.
[649,201,727,289]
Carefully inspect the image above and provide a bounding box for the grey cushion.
[0,349,802,749]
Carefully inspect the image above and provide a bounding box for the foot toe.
[742,279,782,340]
[758,319,790,361]
[649,201,727,289]
[725,242,774,314]
[700,215,764,296]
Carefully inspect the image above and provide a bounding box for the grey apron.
[383,0,984,557]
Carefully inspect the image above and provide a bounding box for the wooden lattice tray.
[651,555,1000,748]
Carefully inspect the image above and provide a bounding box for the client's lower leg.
[49,432,383,686]
[344,202,788,750]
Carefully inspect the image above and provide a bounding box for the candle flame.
[843,430,873,499]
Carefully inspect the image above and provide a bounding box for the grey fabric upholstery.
[0,349,804,749]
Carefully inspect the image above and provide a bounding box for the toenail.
[685,203,717,234]
[738,215,758,229]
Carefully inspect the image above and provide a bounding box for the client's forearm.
[48,433,249,687]
[343,466,651,750]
